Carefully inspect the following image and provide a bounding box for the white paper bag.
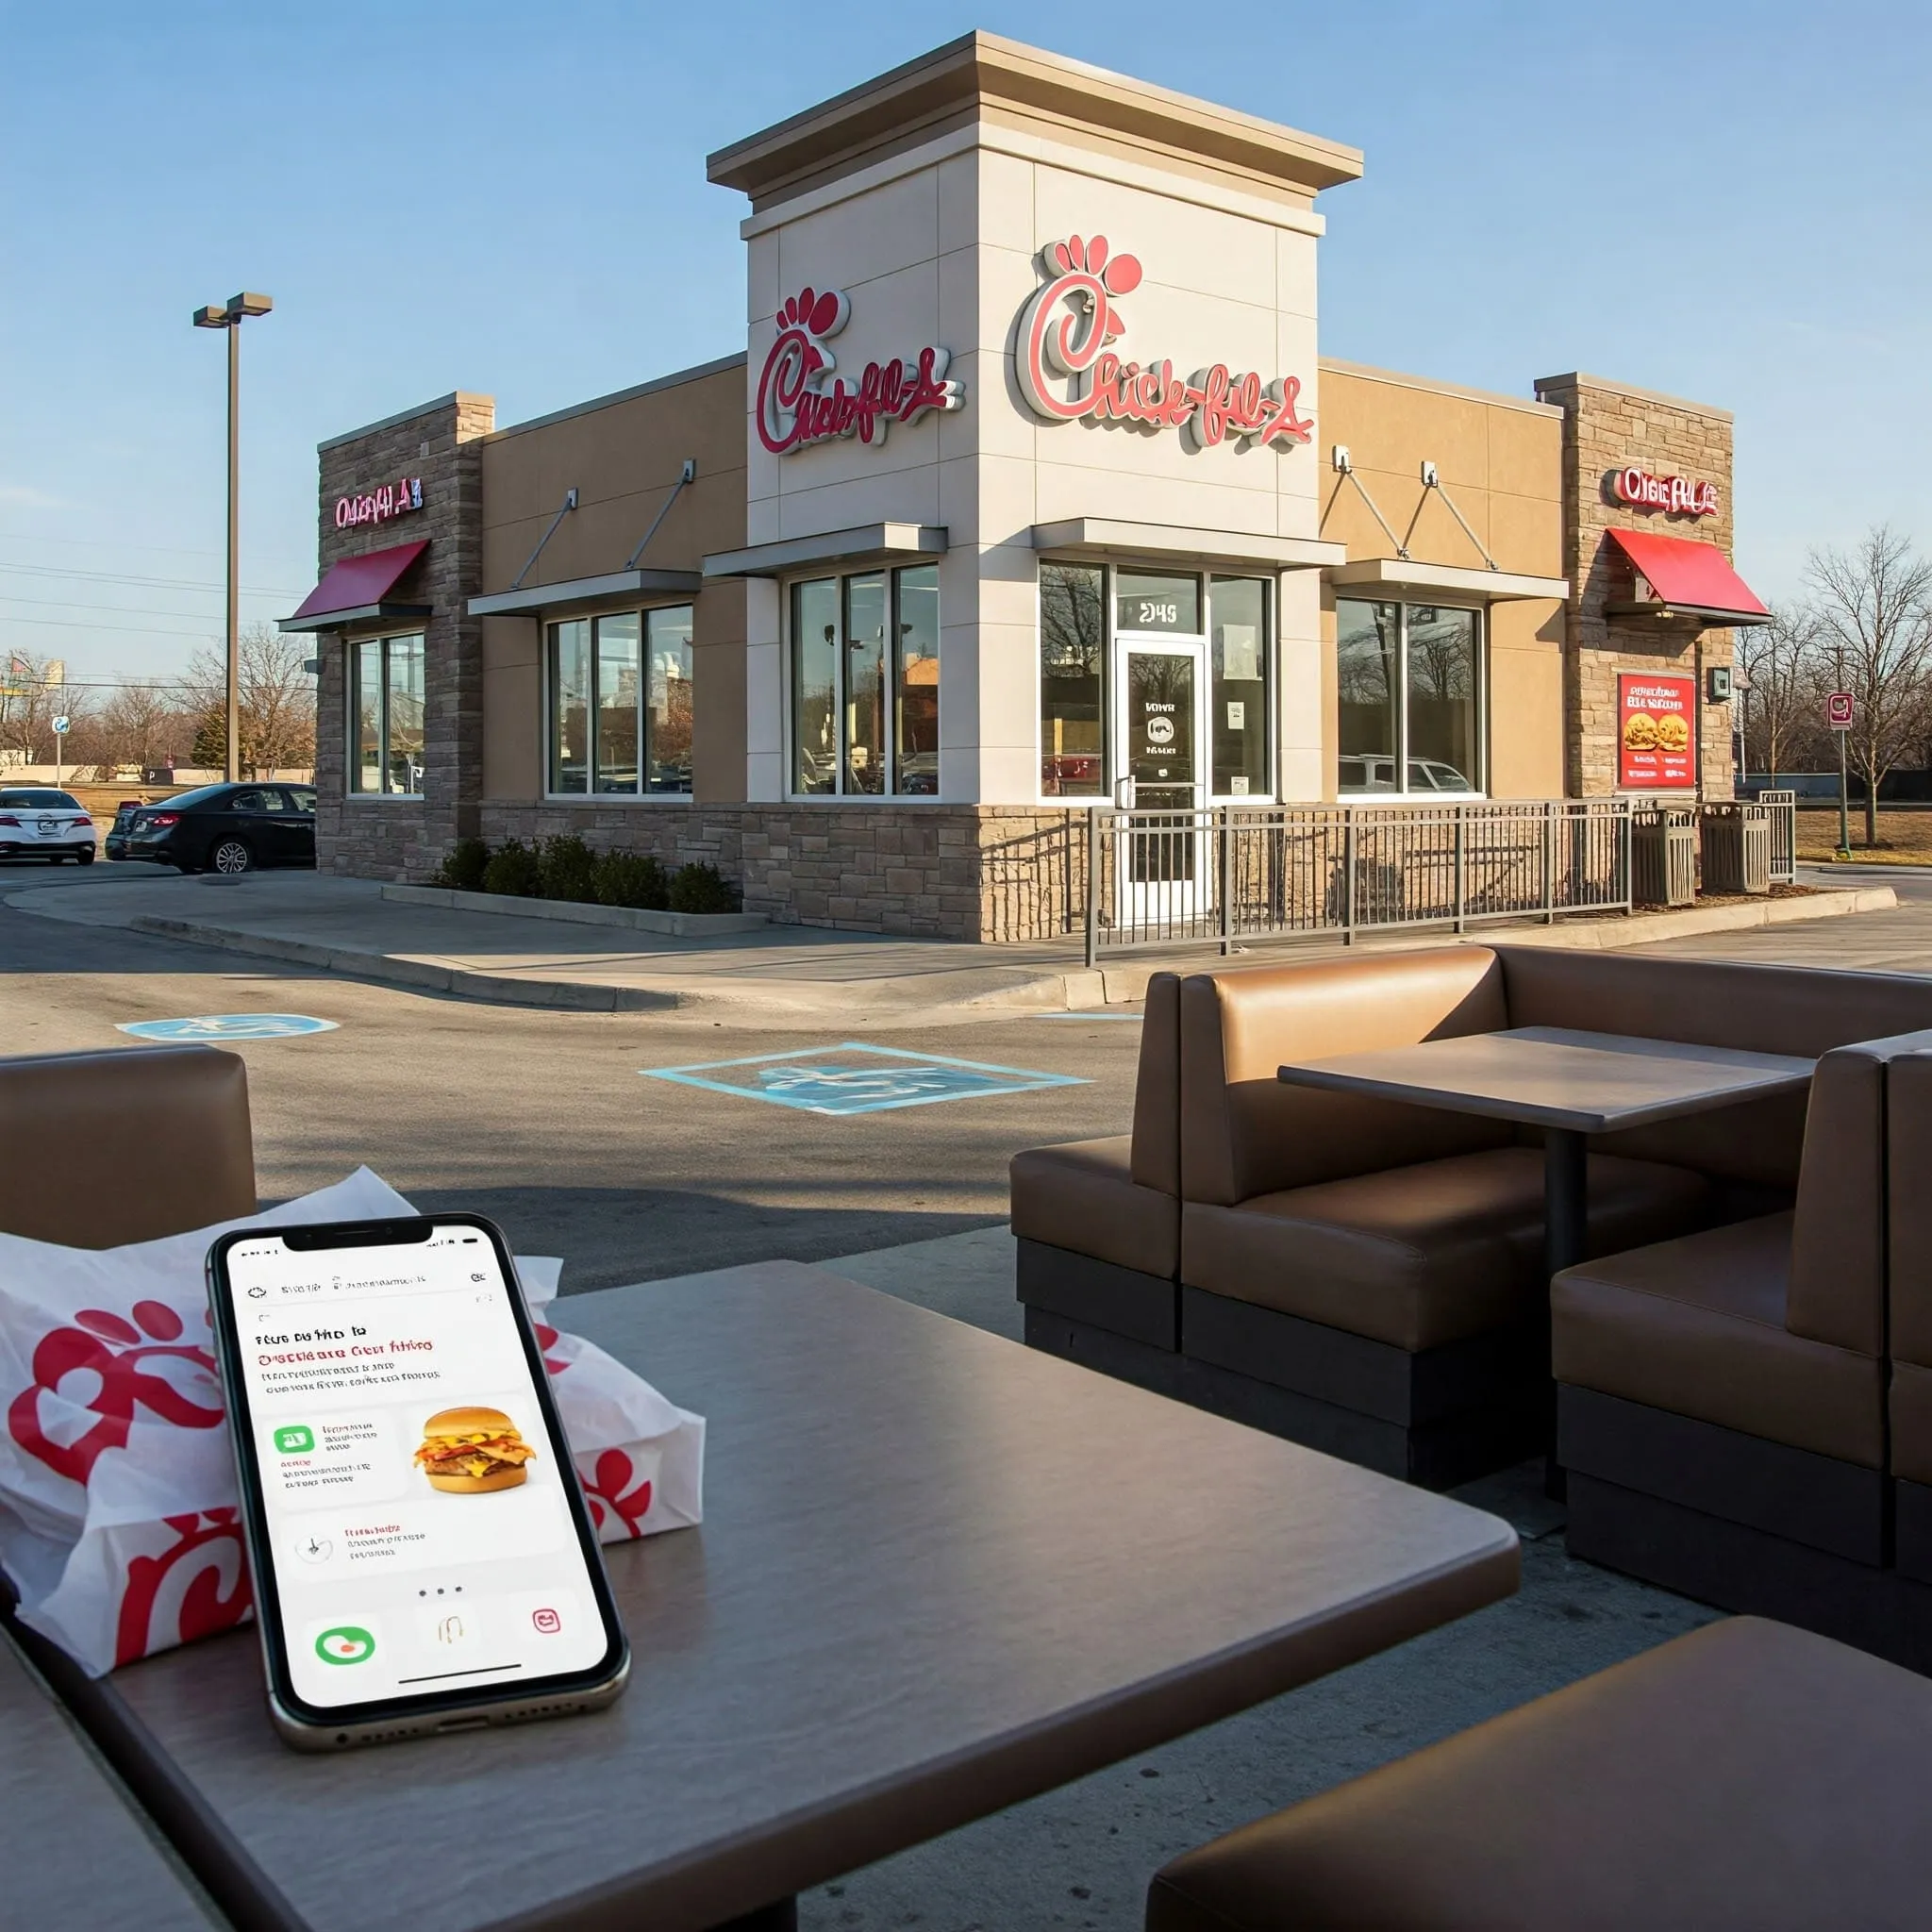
[0,1170,704,1675]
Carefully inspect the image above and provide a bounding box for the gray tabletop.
[1278,1025,1816,1135]
[70,1263,1516,1932]
[1,1627,223,1930]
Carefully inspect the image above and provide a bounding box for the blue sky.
[4,1,1928,689]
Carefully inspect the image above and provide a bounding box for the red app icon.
[531,1607,561,1634]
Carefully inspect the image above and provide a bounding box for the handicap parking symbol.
[641,1042,1087,1116]
[117,1014,340,1042]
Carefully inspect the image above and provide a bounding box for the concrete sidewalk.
[3,867,1906,1024]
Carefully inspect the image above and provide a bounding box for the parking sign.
[1827,691,1854,729]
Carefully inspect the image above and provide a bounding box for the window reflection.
[348,632,425,797]
[1210,577,1268,798]
[593,613,641,794]
[844,574,887,795]
[894,564,940,795]
[1040,562,1105,796]
[546,608,693,796]
[791,579,839,795]
[646,608,693,794]
[1336,599,1482,796]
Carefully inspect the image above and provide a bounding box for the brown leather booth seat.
[0,1045,256,1246]
[1885,1052,1932,1584]
[1554,1031,1932,1658]
[1145,1617,1932,1932]
[1013,974,1183,1393]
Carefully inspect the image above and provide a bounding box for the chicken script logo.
[1017,233,1313,452]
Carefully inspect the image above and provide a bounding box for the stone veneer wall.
[1535,374,1737,799]
[474,802,1091,941]
[314,393,493,879]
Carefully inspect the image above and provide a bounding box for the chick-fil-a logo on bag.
[1017,233,1313,452]
[756,285,963,456]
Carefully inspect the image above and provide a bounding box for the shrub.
[431,838,491,893]
[481,837,543,897]
[667,861,741,916]
[537,832,599,904]
[591,850,671,911]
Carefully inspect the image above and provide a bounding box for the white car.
[0,788,96,863]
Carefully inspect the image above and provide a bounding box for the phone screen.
[214,1220,622,1720]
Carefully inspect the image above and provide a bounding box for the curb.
[126,917,678,1012]
[381,883,767,937]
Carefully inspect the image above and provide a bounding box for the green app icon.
[275,1424,314,1455]
[315,1625,375,1665]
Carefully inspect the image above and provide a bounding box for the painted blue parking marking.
[641,1042,1088,1116]
[117,1014,340,1042]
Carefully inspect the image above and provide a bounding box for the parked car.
[0,788,96,863]
[104,799,145,861]
[121,783,317,874]
[1338,755,1475,795]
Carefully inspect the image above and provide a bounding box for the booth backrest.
[0,1045,257,1248]
[1498,949,1932,1190]
[1130,973,1183,1194]
[1178,948,1510,1206]
[1887,1052,1932,1482]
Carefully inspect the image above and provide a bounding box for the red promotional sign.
[1618,673,1697,790]
[1827,691,1854,729]
[1016,233,1313,451]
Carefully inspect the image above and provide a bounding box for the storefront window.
[347,632,425,797]
[646,607,693,793]
[1041,562,1105,796]
[844,573,887,795]
[1337,599,1483,795]
[789,567,938,797]
[547,607,693,795]
[1116,570,1200,636]
[893,564,940,795]
[1210,577,1268,798]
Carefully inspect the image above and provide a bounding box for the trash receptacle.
[1702,804,1772,895]
[1632,808,1696,907]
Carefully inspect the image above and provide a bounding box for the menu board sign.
[1618,673,1697,790]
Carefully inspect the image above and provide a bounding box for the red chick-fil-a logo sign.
[1017,233,1312,452]
[756,286,963,456]
[1609,468,1719,518]
[334,476,423,529]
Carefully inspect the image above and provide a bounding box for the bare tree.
[93,683,183,776]
[175,624,317,777]
[0,650,79,765]
[1736,603,1824,785]
[1807,527,1932,845]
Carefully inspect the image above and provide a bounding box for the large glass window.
[1210,577,1269,798]
[547,607,693,795]
[1336,598,1483,796]
[894,564,940,795]
[789,566,939,797]
[347,632,425,797]
[1040,562,1105,797]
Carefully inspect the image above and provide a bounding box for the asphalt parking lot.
[0,862,1141,1290]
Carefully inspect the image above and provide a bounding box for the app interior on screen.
[225,1229,605,1709]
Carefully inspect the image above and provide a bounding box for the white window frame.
[541,604,695,802]
[345,629,426,802]
[1334,597,1489,801]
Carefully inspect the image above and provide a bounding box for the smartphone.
[205,1212,628,1749]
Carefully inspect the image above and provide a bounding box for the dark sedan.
[122,783,317,874]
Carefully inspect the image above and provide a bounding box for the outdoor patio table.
[0,1626,220,1928]
[29,1262,1517,1932]
[1277,1024,1815,1278]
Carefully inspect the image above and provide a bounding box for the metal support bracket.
[1330,446,1408,559]
[511,489,578,590]
[626,459,697,571]
[1420,459,1499,571]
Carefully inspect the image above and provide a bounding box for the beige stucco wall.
[740,117,1333,806]
[1316,361,1566,799]
[477,361,749,804]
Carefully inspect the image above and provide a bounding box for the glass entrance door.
[1115,638,1208,926]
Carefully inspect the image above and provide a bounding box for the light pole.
[192,292,273,781]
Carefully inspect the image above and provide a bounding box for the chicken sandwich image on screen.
[413,1405,538,1493]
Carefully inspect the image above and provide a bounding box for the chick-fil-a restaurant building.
[283,33,1770,939]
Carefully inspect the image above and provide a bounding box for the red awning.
[1605,527,1769,625]
[279,539,430,632]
